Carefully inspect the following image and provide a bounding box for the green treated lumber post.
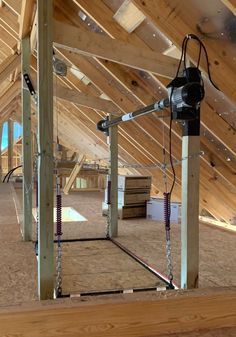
[22,36,32,241]
[37,0,54,300]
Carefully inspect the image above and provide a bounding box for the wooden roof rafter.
[132,0,236,104]
[71,0,236,158]
[54,0,236,222]
[0,0,236,223]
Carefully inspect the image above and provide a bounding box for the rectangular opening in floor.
[32,207,87,222]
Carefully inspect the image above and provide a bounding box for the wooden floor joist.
[0,289,236,336]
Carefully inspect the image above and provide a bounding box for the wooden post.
[108,114,118,238]
[0,123,2,181]
[7,119,13,172]
[22,35,32,241]
[37,0,54,300]
[181,135,200,289]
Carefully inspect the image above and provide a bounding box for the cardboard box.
[146,198,181,223]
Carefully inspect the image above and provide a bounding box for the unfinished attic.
[0,0,236,336]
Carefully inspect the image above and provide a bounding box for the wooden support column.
[108,114,118,238]
[22,36,32,241]
[7,119,13,172]
[37,0,54,300]
[0,123,2,181]
[181,136,200,289]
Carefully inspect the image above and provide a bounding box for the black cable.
[167,33,219,205]
[184,34,220,90]
[3,165,22,182]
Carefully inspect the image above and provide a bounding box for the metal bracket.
[23,73,36,96]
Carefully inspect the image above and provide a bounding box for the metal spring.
[35,178,38,208]
[56,194,62,237]
[163,192,171,240]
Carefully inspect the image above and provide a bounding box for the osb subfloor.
[1,183,236,300]
[61,240,166,295]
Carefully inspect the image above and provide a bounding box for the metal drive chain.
[33,153,39,255]
[166,239,174,284]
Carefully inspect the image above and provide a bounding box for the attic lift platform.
[97,65,204,290]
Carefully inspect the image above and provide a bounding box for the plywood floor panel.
[59,241,165,295]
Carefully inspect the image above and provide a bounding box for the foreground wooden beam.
[0,289,236,336]
[22,35,32,241]
[53,20,180,78]
[37,0,54,300]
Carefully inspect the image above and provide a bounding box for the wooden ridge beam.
[53,20,180,79]
[0,290,236,336]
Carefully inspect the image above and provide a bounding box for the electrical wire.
[168,33,220,199]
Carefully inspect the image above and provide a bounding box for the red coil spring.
[163,192,171,240]
[107,180,111,205]
[35,179,38,208]
[56,194,62,237]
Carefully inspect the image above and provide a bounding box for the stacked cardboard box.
[103,175,151,219]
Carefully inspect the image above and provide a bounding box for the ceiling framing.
[0,0,236,223]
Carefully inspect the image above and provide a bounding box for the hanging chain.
[34,153,39,255]
[163,192,175,289]
[55,241,62,297]
[106,178,111,238]
[162,117,174,289]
